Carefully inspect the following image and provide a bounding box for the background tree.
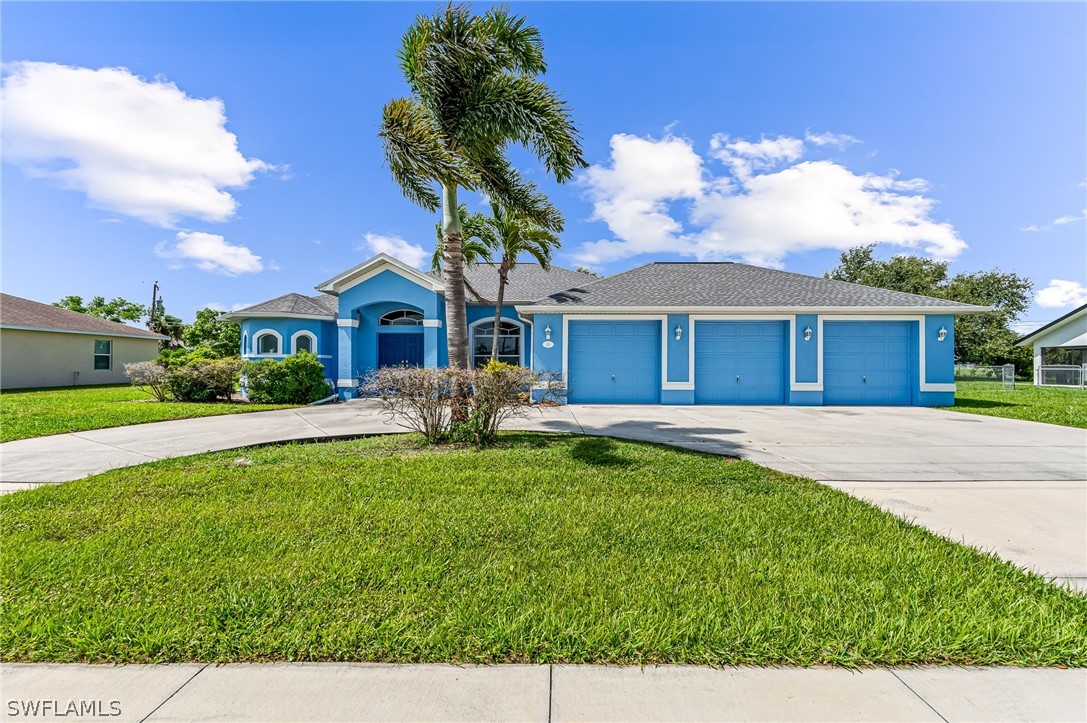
[826,244,1034,370]
[147,297,185,348]
[379,3,585,367]
[575,266,601,278]
[475,203,560,362]
[184,308,242,357]
[54,295,145,323]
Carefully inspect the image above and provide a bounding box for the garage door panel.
[694,321,786,404]
[824,321,913,405]
[568,321,660,404]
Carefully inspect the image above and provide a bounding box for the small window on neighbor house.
[257,333,279,354]
[294,334,314,354]
[379,309,424,326]
[93,339,112,370]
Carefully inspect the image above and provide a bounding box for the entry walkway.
[2,662,1084,722]
[2,402,1085,588]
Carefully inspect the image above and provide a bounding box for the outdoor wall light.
[544,325,552,340]
[937,326,948,342]
[804,326,813,342]
[675,325,683,341]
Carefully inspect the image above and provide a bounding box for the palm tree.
[379,3,585,368]
[478,204,559,363]
[432,204,494,304]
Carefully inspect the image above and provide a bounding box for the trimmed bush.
[362,362,565,445]
[244,352,330,404]
[123,361,171,402]
[166,357,241,402]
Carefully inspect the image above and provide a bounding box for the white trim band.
[337,379,359,387]
[422,319,443,328]
[336,319,360,328]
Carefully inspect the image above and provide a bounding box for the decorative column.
[423,319,441,368]
[336,317,359,399]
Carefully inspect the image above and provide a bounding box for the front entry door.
[378,333,424,367]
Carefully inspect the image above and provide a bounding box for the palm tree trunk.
[491,258,511,362]
[441,183,469,369]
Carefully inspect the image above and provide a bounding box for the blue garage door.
[568,321,660,404]
[694,321,786,404]
[823,321,913,405]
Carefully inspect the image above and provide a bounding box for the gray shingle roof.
[0,293,168,338]
[230,293,337,318]
[431,264,597,304]
[530,262,986,310]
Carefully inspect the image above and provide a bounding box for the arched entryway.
[377,309,425,367]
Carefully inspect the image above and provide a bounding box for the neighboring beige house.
[0,293,168,389]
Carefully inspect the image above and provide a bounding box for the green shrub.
[155,346,220,370]
[166,357,241,402]
[243,352,330,404]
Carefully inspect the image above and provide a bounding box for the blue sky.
[3,2,1085,329]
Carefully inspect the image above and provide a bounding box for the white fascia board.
[0,324,168,341]
[515,305,989,315]
[221,312,335,322]
[314,253,444,294]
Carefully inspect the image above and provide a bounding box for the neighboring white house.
[0,293,168,389]
[1015,303,1087,385]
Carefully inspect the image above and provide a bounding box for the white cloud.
[576,130,966,267]
[206,301,255,312]
[2,61,270,226]
[357,232,430,269]
[1021,208,1086,232]
[156,231,264,275]
[1036,279,1087,309]
[805,130,861,149]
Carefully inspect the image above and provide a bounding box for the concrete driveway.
[2,402,1084,588]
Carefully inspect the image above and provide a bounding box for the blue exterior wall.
[233,260,961,407]
[530,313,564,375]
[240,318,336,379]
[666,314,690,385]
[920,314,955,406]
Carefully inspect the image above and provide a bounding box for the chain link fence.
[954,364,1016,390]
[1037,364,1086,389]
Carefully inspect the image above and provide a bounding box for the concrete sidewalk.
[3,663,1085,723]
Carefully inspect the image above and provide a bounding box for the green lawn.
[3,433,1084,666]
[0,384,296,443]
[947,380,1087,428]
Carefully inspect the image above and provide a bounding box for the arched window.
[255,331,281,355]
[379,309,424,326]
[291,330,317,355]
[472,320,522,367]
[242,333,248,354]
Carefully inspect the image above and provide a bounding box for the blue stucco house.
[224,253,985,406]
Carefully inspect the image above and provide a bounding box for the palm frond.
[468,148,565,232]
[379,98,476,209]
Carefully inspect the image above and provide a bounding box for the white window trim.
[93,339,112,371]
[253,328,283,357]
[379,309,425,327]
[470,317,526,367]
[291,330,318,355]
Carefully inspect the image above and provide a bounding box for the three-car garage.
[564,317,919,406]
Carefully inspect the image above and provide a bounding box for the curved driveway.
[2,401,1084,589]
